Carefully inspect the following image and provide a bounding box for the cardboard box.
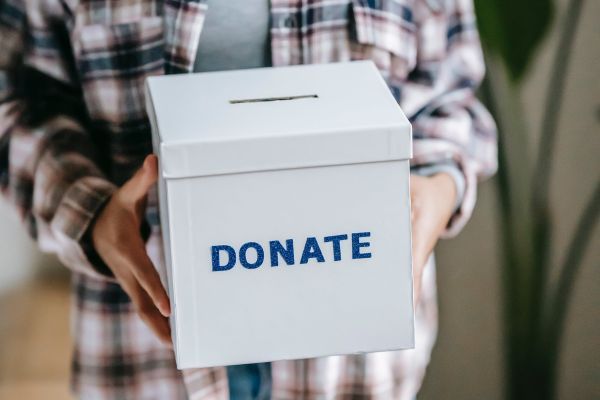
[145,61,414,369]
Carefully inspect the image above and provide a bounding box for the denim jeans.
[226,362,272,400]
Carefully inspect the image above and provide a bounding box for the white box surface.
[145,61,414,369]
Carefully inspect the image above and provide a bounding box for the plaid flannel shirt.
[0,0,497,399]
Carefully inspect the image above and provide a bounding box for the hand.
[410,173,457,304]
[92,155,172,344]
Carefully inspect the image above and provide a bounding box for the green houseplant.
[473,0,599,398]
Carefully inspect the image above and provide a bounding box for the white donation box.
[145,61,414,369]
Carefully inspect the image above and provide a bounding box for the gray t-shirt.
[194,1,272,72]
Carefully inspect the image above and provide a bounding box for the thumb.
[122,154,159,201]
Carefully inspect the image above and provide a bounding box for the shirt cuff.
[50,176,118,279]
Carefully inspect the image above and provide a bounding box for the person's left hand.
[410,173,457,304]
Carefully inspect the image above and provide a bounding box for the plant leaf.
[474,0,554,82]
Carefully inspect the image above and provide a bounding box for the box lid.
[146,61,411,179]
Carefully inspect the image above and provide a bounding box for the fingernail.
[160,300,171,317]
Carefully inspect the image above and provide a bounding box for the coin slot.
[230,94,318,104]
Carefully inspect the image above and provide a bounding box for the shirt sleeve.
[0,0,116,279]
[405,0,498,238]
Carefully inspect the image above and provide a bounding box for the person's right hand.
[92,154,172,344]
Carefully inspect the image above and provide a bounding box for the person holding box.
[0,0,497,399]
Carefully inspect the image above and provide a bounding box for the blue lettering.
[211,232,373,271]
[269,239,295,267]
[212,245,236,271]
[300,237,325,264]
[239,242,265,269]
[324,234,348,261]
[351,232,372,259]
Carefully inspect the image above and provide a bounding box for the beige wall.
[0,0,597,398]
[0,201,60,293]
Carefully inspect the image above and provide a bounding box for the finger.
[137,291,172,345]
[412,253,424,305]
[140,154,158,190]
[117,269,172,344]
[411,228,426,306]
[410,209,436,268]
[409,175,424,198]
[413,275,422,306]
[121,154,159,202]
[128,244,171,317]
[114,241,171,317]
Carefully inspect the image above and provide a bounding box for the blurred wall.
[0,201,58,293]
[420,0,600,398]
[0,0,597,398]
